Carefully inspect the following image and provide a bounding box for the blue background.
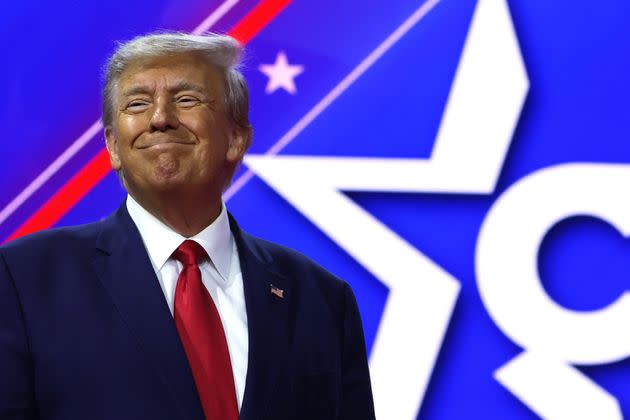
[1,0,628,417]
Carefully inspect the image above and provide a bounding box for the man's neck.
[128,191,222,238]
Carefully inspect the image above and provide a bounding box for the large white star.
[244,0,532,418]
[259,51,304,95]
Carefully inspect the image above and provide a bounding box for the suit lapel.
[232,218,292,420]
[92,203,204,420]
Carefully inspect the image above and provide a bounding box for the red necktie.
[172,240,238,420]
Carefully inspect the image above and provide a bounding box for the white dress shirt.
[126,195,248,410]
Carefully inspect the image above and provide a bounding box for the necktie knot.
[172,240,207,266]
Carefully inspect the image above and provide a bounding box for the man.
[0,33,375,419]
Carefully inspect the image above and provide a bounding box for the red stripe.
[6,149,112,242]
[228,0,292,44]
[5,0,291,242]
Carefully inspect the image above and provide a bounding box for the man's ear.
[226,126,252,164]
[105,126,122,171]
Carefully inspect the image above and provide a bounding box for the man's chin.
[125,175,189,199]
[149,177,190,194]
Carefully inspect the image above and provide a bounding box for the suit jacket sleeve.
[0,252,36,419]
[340,282,376,420]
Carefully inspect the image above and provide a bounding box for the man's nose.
[149,100,179,132]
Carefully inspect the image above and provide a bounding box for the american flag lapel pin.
[270,284,284,299]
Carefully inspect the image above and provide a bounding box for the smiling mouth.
[137,140,194,149]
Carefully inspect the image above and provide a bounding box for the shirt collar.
[126,194,233,283]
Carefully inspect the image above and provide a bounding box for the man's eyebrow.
[120,85,153,97]
[169,81,208,94]
[120,81,209,97]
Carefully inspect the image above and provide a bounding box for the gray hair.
[102,32,252,136]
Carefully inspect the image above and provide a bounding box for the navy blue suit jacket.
[0,203,375,419]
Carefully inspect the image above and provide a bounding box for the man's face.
[105,52,247,205]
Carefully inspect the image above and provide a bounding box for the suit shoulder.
[1,221,103,258]
[246,233,335,273]
[241,231,349,294]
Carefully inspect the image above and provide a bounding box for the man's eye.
[177,96,200,107]
[126,101,149,111]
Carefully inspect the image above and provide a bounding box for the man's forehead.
[118,52,223,91]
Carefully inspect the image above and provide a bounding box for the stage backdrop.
[1,0,628,418]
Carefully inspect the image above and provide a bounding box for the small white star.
[259,51,305,95]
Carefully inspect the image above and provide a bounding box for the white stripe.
[192,0,240,34]
[0,0,240,228]
[0,120,103,226]
[224,0,441,201]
